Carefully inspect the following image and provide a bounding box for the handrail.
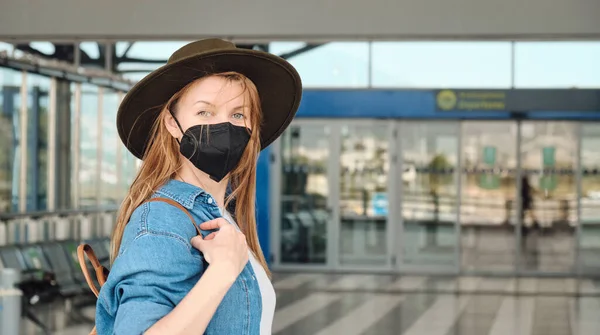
[0,207,118,221]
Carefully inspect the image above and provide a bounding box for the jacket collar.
[155,179,207,210]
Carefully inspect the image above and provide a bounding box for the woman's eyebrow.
[194,100,215,106]
[232,105,249,111]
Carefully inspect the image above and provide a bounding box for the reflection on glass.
[26,74,51,211]
[80,84,99,208]
[280,125,329,264]
[339,124,389,266]
[579,124,600,275]
[519,122,576,273]
[0,68,22,212]
[460,122,517,272]
[400,122,458,267]
[101,90,120,206]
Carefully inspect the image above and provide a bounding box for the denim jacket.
[96,179,263,335]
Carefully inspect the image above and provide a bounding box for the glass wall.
[101,89,120,206]
[279,124,330,264]
[579,124,600,275]
[70,83,78,208]
[0,66,133,214]
[274,119,600,277]
[25,74,51,211]
[460,122,518,273]
[519,122,577,273]
[400,122,459,268]
[79,83,99,208]
[268,40,600,89]
[270,42,370,88]
[0,68,22,213]
[339,123,390,266]
[371,42,512,88]
[514,42,600,88]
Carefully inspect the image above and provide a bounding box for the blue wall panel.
[255,146,271,265]
[296,90,600,120]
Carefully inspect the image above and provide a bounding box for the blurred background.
[1,0,600,334]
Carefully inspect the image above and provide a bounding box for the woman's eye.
[232,113,245,120]
[197,110,210,117]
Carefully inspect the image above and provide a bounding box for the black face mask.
[176,121,251,182]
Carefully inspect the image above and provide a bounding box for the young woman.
[95,39,302,335]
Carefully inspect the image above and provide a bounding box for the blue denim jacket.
[96,179,263,335]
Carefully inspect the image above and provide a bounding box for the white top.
[221,210,276,335]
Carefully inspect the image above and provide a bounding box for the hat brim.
[117,48,302,160]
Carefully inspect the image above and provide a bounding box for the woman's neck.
[177,161,228,208]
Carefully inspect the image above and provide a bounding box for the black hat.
[117,38,302,159]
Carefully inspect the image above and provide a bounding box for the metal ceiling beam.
[14,42,327,75]
[279,43,324,60]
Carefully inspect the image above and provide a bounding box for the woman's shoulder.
[122,199,201,249]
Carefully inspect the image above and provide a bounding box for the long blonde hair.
[111,72,270,276]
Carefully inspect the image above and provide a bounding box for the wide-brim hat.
[117,38,302,159]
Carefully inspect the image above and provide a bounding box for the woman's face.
[166,76,252,137]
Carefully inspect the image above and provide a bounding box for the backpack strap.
[76,197,201,298]
[77,243,108,298]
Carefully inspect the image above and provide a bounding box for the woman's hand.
[190,218,249,279]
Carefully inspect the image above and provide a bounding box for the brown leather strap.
[77,243,107,298]
[76,197,200,301]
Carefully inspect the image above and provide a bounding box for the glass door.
[579,124,600,276]
[518,121,577,274]
[396,121,460,272]
[460,121,518,273]
[276,122,331,266]
[338,121,392,267]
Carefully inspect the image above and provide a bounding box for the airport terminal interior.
[2,5,600,334]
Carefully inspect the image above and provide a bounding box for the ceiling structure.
[1,0,599,42]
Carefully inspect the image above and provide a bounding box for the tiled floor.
[20,273,600,335]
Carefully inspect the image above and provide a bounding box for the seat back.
[60,240,92,287]
[41,242,72,273]
[40,241,83,296]
[0,246,27,271]
[20,245,52,272]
